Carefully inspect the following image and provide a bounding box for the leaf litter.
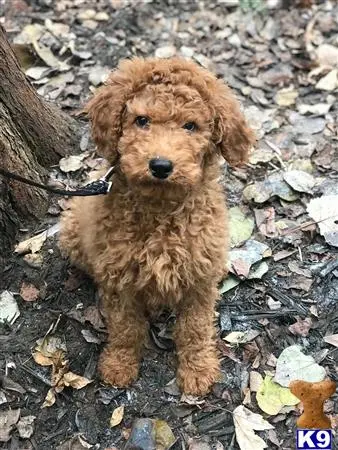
[2,0,338,448]
[32,335,92,407]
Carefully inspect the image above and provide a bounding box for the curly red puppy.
[59,57,254,395]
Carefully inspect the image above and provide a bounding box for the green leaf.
[229,207,254,247]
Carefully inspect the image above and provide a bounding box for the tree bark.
[0,24,79,258]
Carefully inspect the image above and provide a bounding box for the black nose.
[149,158,173,179]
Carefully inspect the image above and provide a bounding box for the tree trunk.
[0,24,79,258]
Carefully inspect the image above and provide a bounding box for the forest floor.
[0,0,337,449]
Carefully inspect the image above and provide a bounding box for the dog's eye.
[135,116,150,128]
[183,122,197,132]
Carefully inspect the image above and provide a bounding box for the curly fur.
[59,57,254,395]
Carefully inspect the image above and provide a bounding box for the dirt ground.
[1,0,338,449]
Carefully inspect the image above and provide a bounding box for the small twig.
[298,246,303,262]
[267,287,308,315]
[265,140,287,170]
[281,215,338,236]
[230,308,298,321]
[318,259,338,278]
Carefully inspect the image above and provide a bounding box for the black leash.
[0,166,116,197]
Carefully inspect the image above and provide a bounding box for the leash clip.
[100,165,116,194]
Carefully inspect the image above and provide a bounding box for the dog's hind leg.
[59,201,89,271]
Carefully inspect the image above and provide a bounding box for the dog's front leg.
[98,290,148,388]
[174,288,220,396]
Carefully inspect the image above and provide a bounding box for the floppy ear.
[83,69,132,162]
[212,80,255,166]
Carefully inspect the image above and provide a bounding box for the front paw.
[99,346,139,387]
[177,356,220,396]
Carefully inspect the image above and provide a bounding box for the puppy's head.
[85,57,255,198]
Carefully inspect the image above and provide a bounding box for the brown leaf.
[254,207,276,237]
[288,317,313,337]
[288,261,312,278]
[324,334,338,348]
[273,249,297,262]
[67,306,106,331]
[20,282,40,302]
[287,276,313,292]
[217,339,241,363]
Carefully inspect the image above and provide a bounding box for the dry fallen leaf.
[224,330,260,345]
[32,40,69,71]
[180,394,205,406]
[20,282,40,302]
[288,261,312,278]
[88,65,111,86]
[315,69,338,91]
[273,249,297,262]
[315,44,338,68]
[15,223,60,254]
[0,291,20,325]
[254,207,276,237]
[297,103,331,116]
[17,415,36,439]
[243,174,298,204]
[250,371,263,392]
[110,405,124,427]
[67,305,106,331]
[42,389,56,408]
[324,334,338,348]
[0,409,20,442]
[307,195,338,247]
[275,87,298,106]
[229,240,272,279]
[283,170,315,194]
[233,405,273,450]
[63,372,92,389]
[33,336,91,407]
[59,155,86,173]
[274,345,326,387]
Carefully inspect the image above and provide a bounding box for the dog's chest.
[134,214,193,288]
[97,192,227,296]
[105,209,196,293]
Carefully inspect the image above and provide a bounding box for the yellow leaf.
[257,375,299,415]
[63,371,92,389]
[42,389,56,408]
[153,419,176,450]
[275,87,298,106]
[110,405,124,427]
